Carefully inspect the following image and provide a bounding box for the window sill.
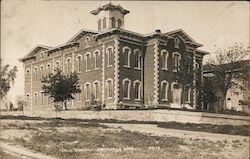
[94,68,100,71]
[123,65,131,68]
[134,67,141,70]
[107,65,112,68]
[162,68,168,71]
[135,99,141,101]
[106,97,112,100]
[162,99,168,102]
[173,69,177,72]
[123,97,130,100]
[85,70,91,72]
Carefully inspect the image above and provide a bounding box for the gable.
[164,29,202,47]
[67,29,99,43]
[19,45,51,62]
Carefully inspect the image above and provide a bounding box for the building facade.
[19,3,208,111]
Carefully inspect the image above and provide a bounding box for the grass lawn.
[0,119,248,159]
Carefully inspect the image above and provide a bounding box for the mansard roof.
[164,29,203,47]
[90,3,130,15]
[66,29,99,43]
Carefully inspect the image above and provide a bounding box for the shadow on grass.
[1,115,249,136]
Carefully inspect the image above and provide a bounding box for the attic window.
[41,52,44,59]
[117,19,122,28]
[174,38,180,48]
[111,17,116,28]
[85,37,90,47]
[103,17,107,29]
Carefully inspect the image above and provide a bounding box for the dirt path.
[0,142,57,159]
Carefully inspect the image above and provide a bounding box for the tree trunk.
[64,101,68,110]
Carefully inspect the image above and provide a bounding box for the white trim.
[93,49,100,70]
[122,46,131,68]
[93,80,100,100]
[106,78,113,99]
[84,82,91,102]
[172,52,181,72]
[122,78,131,100]
[153,40,159,106]
[161,50,169,70]
[134,49,141,69]
[106,46,113,67]
[161,80,169,101]
[76,54,83,73]
[133,80,141,101]
[102,43,105,102]
[114,38,119,104]
[84,52,91,72]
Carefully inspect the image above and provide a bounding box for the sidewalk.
[0,142,56,159]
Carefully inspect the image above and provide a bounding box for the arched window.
[66,58,71,74]
[195,62,199,70]
[161,81,169,101]
[26,94,30,107]
[76,84,81,101]
[40,65,44,79]
[47,63,51,74]
[85,37,90,47]
[34,92,38,106]
[98,19,101,30]
[111,17,116,28]
[26,69,30,83]
[106,47,113,67]
[123,46,131,68]
[134,80,141,100]
[93,81,100,100]
[161,50,169,70]
[106,79,113,99]
[41,52,44,60]
[134,49,141,69]
[55,61,60,69]
[85,53,91,71]
[174,37,180,48]
[40,91,45,106]
[34,67,38,81]
[172,52,181,72]
[76,55,82,72]
[103,17,107,29]
[84,83,91,101]
[93,50,100,69]
[117,19,122,28]
[123,78,131,99]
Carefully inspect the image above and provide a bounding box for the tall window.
[85,83,91,101]
[123,47,131,68]
[26,94,30,107]
[26,69,30,83]
[93,81,100,100]
[94,50,100,69]
[55,61,60,69]
[134,49,141,69]
[134,81,141,100]
[123,78,131,99]
[161,81,169,101]
[47,64,51,74]
[85,53,91,71]
[41,52,44,59]
[106,47,113,67]
[34,92,38,106]
[85,37,90,47]
[40,65,44,79]
[111,17,116,28]
[106,79,113,98]
[66,58,71,74]
[34,67,38,81]
[41,92,44,106]
[103,17,107,29]
[161,50,169,70]
[173,52,181,72]
[174,37,180,48]
[98,19,101,30]
[185,87,191,103]
[117,19,122,28]
[76,85,81,101]
[77,55,82,72]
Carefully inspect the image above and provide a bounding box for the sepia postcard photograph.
[0,0,249,159]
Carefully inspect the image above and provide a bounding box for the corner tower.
[90,3,129,31]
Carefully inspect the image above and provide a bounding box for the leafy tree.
[41,69,81,110]
[16,95,26,111]
[0,64,18,99]
[175,53,196,108]
[204,43,249,111]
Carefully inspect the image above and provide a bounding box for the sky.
[1,0,249,103]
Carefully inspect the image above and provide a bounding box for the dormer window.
[103,17,107,29]
[111,17,116,28]
[174,37,180,48]
[85,37,90,47]
[98,19,101,30]
[173,52,181,72]
[41,52,44,60]
[117,19,122,28]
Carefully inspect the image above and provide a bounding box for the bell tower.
[90,3,130,31]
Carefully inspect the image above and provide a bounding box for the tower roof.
[90,3,130,15]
